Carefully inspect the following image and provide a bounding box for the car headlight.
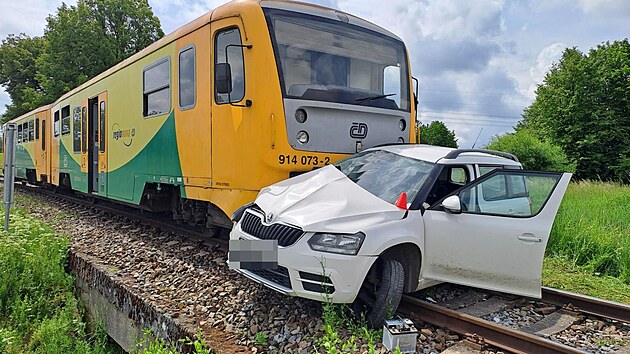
[307,232,365,255]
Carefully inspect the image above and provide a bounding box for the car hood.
[255,165,405,233]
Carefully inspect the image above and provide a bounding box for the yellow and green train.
[3,0,416,232]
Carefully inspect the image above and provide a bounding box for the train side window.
[61,105,70,135]
[17,124,22,143]
[54,110,60,137]
[42,120,46,151]
[73,107,81,153]
[214,28,245,104]
[35,118,39,140]
[28,120,34,141]
[99,101,106,152]
[143,57,170,117]
[179,46,196,110]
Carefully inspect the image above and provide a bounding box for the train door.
[80,99,88,175]
[210,19,253,188]
[34,117,43,181]
[87,93,107,194]
[97,92,108,195]
[88,97,99,193]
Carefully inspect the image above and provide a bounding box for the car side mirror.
[215,63,232,94]
[441,195,461,214]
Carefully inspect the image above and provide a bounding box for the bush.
[0,209,110,353]
[485,129,575,172]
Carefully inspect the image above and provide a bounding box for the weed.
[254,331,268,346]
[0,207,110,353]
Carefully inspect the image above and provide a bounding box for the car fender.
[358,210,424,257]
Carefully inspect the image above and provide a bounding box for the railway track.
[4,179,629,353]
[4,180,228,250]
[400,285,630,353]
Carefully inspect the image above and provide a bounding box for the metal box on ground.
[382,318,418,353]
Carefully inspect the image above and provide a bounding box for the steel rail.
[399,295,584,354]
[542,286,630,323]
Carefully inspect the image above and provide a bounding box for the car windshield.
[264,9,410,111]
[334,150,435,204]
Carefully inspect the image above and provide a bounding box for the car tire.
[354,258,405,328]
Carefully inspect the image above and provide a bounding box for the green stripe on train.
[108,111,184,204]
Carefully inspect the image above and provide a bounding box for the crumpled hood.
[255,165,405,233]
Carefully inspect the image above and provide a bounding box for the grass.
[546,180,630,284]
[542,256,630,304]
[0,206,112,353]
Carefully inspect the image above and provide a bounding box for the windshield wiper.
[355,93,396,102]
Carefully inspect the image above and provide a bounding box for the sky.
[0,0,628,147]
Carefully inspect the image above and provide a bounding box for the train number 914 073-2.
[278,155,330,166]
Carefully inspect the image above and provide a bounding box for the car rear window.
[334,150,435,204]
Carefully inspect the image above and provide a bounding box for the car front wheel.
[354,257,405,328]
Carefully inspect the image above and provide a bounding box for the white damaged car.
[229,145,571,326]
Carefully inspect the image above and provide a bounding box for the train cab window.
[61,105,70,135]
[35,118,39,140]
[23,123,28,141]
[81,107,87,152]
[54,110,60,137]
[17,124,22,143]
[214,28,245,104]
[28,120,34,141]
[99,101,106,152]
[73,107,81,153]
[143,57,170,117]
[179,46,196,109]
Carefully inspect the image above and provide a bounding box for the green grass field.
[546,180,629,284]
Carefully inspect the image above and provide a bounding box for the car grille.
[240,210,304,247]
[249,266,292,289]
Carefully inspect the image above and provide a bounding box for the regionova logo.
[112,123,135,147]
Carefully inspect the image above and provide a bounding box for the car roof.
[370,144,522,166]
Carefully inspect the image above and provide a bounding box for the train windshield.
[265,9,410,112]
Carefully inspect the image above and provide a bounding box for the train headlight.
[399,119,406,131]
[398,137,404,143]
[295,109,307,123]
[297,131,309,144]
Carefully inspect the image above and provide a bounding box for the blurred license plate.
[228,239,278,270]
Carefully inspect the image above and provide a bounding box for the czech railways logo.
[350,122,368,139]
[112,123,135,147]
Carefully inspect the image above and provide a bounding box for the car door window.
[459,170,561,217]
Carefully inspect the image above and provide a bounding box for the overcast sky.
[1,0,628,147]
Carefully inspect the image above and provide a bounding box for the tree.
[37,0,164,102]
[1,0,164,123]
[521,39,630,182]
[0,34,47,121]
[485,129,575,171]
[418,121,458,148]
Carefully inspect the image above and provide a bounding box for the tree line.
[419,39,629,183]
[0,0,163,123]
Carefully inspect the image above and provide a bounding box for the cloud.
[0,0,77,38]
[578,0,630,18]
[528,42,567,95]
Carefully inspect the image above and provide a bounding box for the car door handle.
[517,234,542,243]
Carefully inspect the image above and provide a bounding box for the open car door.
[422,170,571,298]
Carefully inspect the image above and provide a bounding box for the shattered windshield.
[334,150,435,204]
[264,9,410,111]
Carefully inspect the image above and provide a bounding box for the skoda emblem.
[266,213,274,223]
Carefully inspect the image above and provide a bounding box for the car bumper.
[229,223,377,303]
